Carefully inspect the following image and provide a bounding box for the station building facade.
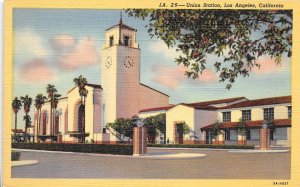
[139,96,291,146]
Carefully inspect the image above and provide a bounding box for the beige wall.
[139,85,169,111]
[194,109,218,141]
[101,46,117,124]
[166,105,194,143]
[116,46,141,119]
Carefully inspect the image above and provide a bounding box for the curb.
[228,149,290,153]
[12,160,39,167]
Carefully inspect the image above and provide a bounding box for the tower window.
[109,36,114,47]
[124,36,130,46]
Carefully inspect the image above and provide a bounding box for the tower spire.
[119,11,123,25]
[119,11,122,44]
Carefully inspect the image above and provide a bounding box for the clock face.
[123,56,134,69]
[105,56,112,69]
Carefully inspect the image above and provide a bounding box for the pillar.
[133,127,147,156]
[260,128,270,150]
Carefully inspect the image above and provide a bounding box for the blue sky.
[13,9,291,119]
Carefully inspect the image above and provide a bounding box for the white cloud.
[15,29,49,59]
[148,40,181,59]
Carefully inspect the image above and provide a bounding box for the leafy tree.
[34,94,47,140]
[175,121,191,135]
[12,97,22,134]
[237,118,247,136]
[106,118,136,142]
[143,113,166,143]
[73,75,88,143]
[126,9,292,89]
[210,121,221,138]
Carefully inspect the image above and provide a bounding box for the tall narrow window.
[225,130,230,140]
[242,110,251,121]
[288,106,292,119]
[264,108,274,120]
[109,36,114,47]
[222,112,231,122]
[124,36,129,46]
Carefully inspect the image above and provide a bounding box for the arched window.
[78,104,85,132]
[124,36,130,46]
[109,36,114,47]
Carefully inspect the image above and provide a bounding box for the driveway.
[12,148,290,179]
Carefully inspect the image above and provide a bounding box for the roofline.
[140,83,169,97]
[139,105,175,113]
[45,96,68,103]
[201,119,291,130]
[187,96,247,106]
[218,95,291,110]
[67,83,103,94]
[105,24,136,32]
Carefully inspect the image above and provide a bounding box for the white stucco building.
[140,96,291,146]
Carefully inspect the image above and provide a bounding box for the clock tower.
[101,15,141,125]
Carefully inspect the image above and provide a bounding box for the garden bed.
[12,143,133,155]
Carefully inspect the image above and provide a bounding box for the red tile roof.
[139,97,246,113]
[185,97,247,108]
[139,105,175,113]
[11,129,25,133]
[219,96,291,110]
[201,119,291,130]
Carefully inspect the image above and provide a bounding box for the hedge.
[11,151,21,161]
[148,144,254,149]
[12,143,133,155]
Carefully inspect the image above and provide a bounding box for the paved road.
[12,148,290,179]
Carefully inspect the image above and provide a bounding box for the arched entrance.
[77,104,85,143]
[78,104,85,132]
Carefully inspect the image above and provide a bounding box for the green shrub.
[12,143,133,155]
[148,144,254,149]
[11,151,21,161]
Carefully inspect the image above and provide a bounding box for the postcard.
[2,0,300,187]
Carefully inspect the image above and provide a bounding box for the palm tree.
[12,97,22,134]
[52,93,61,136]
[73,75,88,143]
[20,95,32,142]
[23,115,32,142]
[46,84,58,141]
[34,94,47,141]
